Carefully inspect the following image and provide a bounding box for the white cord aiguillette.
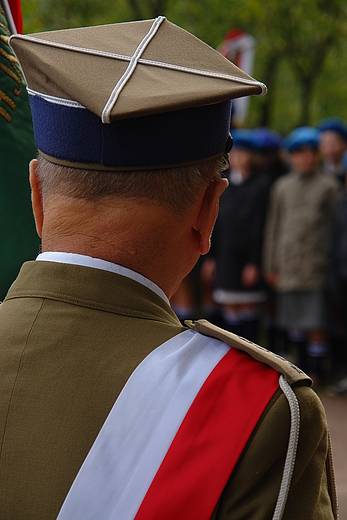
[272,375,300,520]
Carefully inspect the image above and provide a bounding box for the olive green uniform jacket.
[0,261,337,519]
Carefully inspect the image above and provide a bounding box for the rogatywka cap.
[10,17,267,170]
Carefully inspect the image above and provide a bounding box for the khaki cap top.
[10,17,266,123]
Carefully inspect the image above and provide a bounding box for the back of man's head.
[36,154,222,216]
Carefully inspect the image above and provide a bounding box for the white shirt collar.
[36,252,170,305]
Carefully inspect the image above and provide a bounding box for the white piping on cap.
[102,16,165,124]
[27,88,86,109]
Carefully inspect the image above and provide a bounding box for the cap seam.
[101,15,165,124]
[27,87,86,108]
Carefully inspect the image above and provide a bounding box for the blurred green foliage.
[21,0,347,135]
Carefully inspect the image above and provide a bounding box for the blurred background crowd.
[171,120,347,392]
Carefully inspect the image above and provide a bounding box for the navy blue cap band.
[29,94,232,170]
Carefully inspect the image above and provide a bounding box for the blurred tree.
[34,0,123,29]
[127,0,171,19]
[22,0,173,30]
[171,0,347,129]
[263,0,346,127]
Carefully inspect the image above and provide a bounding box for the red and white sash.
[57,329,279,520]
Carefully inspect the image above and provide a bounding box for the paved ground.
[318,392,347,518]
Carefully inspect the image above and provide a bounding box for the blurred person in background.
[201,129,270,342]
[254,128,290,354]
[254,127,289,184]
[264,127,340,383]
[170,265,200,323]
[328,172,347,395]
[318,117,347,185]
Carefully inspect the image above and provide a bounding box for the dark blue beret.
[318,117,347,141]
[254,128,282,151]
[230,129,260,151]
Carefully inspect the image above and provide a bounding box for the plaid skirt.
[276,290,327,330]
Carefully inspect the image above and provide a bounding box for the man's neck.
[40,197,196,300]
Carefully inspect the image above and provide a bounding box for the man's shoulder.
[185,319,312,387]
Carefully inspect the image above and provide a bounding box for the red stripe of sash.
[135,347,279,520]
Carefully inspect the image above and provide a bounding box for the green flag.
[0,2,39,300]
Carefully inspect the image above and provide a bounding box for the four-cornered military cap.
[10,17,267,170]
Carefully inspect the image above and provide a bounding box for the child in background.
[202,129,271,342]
[264,127,340,382]
[254,127,289,185]
[318,117,347,185]
[254,128,289,353]
[328,172,347,394]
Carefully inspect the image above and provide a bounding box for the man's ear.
[29,159,44,238]
[193,177,228,255]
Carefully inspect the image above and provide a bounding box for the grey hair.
[36,155,222,215]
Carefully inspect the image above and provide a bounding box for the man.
[0,18,337,519]
[202,129,271,343]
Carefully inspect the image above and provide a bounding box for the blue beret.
[343,151,347,170]
[254,128,282,151]
[230,129,259,151]
[283,127,320,153]
[318,117,347,141]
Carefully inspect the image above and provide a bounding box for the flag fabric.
[0,1,39,300]
[3,0,22,34]
[218,29,257,126]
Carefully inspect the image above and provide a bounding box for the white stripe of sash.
[57,329,230,520]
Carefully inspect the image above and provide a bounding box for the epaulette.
[185,319,312,387]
